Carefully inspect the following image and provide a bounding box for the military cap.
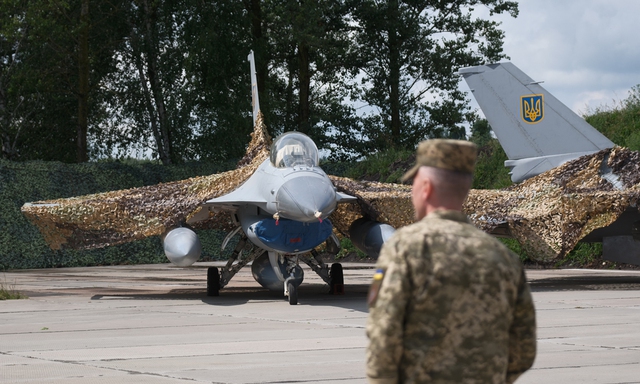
[401,139,478,182]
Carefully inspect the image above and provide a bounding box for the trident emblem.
[521,94,544,124]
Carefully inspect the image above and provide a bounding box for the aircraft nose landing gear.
[284,278,298,305]
[284,257,302,305]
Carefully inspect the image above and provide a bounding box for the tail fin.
[237,51,271,168]
[248,50,261,127]
[459,62,614,182]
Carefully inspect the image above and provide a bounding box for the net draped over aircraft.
[21,116,640,263]
[465,147,640,262]
[21,113,273,250]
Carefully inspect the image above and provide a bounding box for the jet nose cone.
[276,176,337,222]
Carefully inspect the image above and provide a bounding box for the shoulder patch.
[367,268,385,308]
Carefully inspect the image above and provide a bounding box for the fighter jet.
[21,52,401,305]
[23,58,638,297]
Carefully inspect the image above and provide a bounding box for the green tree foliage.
[330,0,518,160]
[1,0,128,162]
[2,0,519,164]
[261,0,359,148]
[342,118,512,189]
[94,0,203,164]
[585,84,640,151]
[469,118,511,189]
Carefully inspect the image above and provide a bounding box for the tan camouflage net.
[330,148,639,263]
[22,118,640,264]
[21,113,272,250]
[464,147,640,262]
[328,176,414,235]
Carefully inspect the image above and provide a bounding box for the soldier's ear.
[422,176,433,201]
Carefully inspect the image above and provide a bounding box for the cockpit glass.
[270,132,319,168]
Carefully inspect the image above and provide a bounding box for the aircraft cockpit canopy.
[270,132,319,168]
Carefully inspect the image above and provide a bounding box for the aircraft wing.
[21,114,272,250]
[329,147,640,263]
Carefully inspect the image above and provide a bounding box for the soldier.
[366,139,536,384]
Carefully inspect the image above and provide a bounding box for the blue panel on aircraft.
[254,218,332,253]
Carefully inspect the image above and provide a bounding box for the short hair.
[421,166,473,204]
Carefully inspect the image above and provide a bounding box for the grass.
[499,238,530,263]
[336,238,368,260]
[555,243,602,268]
[0,276,28,300]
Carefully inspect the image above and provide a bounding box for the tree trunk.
[141,0,172,164]
[388,0,401,147]
[77,0,90,162]
[297,42,311,134]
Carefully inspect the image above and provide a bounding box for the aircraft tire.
[287,282,298,305]
[207,267,220,296]
[329,263,344,295]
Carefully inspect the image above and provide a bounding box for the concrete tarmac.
[2,263,640,383]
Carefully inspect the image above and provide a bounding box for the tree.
[93,1,258,164]
[585,84,640,151]
[1,0,128,162]
[333,0,518,159]
[0,0,30,160]
[259,0,359,149]
[182,0,255,161]
[469,118,492,147]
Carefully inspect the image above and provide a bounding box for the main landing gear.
[205,233,346,304]
[207,266,220,296]
[329,262,344,295]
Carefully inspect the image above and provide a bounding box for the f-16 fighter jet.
[21,52,403,304]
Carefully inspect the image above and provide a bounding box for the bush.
[584,84,640,150]
[472,139,512,190]
[343,148,414,183]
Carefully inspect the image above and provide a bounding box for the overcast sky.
[464,0,640,117]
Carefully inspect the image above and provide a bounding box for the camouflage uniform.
[366,209,536,384]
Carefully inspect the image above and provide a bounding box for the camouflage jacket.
[366,209,536,384]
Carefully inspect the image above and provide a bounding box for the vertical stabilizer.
[459,62,614,182]
[248,50,261,127]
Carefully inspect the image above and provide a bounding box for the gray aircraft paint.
[459,62,614,182]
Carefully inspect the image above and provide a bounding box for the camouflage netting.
[22,117,640,264]
[329,177,414,234]
[464,147,640,262]
[21,113,272,250]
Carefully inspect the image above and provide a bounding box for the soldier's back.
[390,210,528,383]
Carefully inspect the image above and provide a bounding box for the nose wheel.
[286,281,298,305]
